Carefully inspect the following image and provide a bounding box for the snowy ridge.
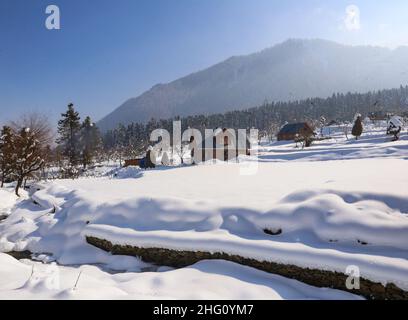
[30,183,67,211]
[83,224,408,290]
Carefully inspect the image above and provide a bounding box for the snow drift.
[2,179,408,290]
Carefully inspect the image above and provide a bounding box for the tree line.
[103,85,408,157]
[1,85,408,194]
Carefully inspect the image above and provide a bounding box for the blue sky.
[1,0,407,126]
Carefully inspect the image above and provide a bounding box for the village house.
[188,128,251,163]
[277,122,315,141]
[201,128,250,162]
[123,149,156,169]
[124,128,251,167]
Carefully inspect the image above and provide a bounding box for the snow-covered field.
[0,254,359,300]
[0,124,407,299]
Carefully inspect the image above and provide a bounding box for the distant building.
[190,128,251,162]
[368,111,393,121]
[124,158,142,167]
[124,149,156,169]
[277,123,314,141]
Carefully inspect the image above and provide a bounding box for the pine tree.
[57,103,81,167]
[80,116,102,168]
[351,114,363,140]
[0,126,16,187]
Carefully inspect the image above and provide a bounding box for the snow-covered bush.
[387,116,404,141]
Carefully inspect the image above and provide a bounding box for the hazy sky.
[1,0,407,126]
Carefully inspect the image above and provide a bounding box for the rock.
[5,250,32,260]
[263,228,282,236]
[85,235,408,300]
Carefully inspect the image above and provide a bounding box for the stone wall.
[86,236,408,300]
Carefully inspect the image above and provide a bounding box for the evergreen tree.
[351,114,363,140]
[57,103,81,167]
[80,116,102,168]
[0,126,16,187]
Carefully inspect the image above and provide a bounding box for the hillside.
[98,39,408,131]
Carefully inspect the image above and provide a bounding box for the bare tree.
[11,113,53,146]
[343,123,350,140]
[265,122,280,142]
[11,114,52,196]
[173,143,189,165]
[295,122,316,149]
[319,116,327,136]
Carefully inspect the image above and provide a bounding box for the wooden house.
[190,128,251,162]
[123,150,156,169]
[277,123,314,141]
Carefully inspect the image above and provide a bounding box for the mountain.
[98,39,408,131]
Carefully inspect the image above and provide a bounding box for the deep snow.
[0,188,17,219]
[0,253,361,300]
[0,123,407,299]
